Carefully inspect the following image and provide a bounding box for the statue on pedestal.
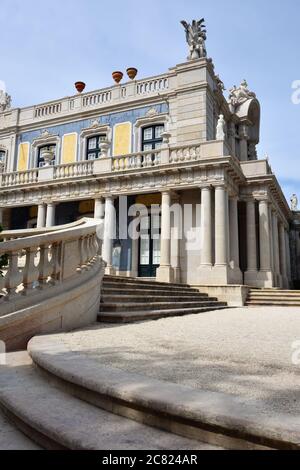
[216,115,226,141]
[0,89,12,113]
[291,194,298,211]
[228,80,256,110]
[181,19,207,60]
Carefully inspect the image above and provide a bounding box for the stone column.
[200,187,212,266]
[245,200,258,284]
[37,204,46,229]
[229,197,240,269]
[215,186,229,266]
[94,198,105,219]
[131,214,140,278]
[258,200,273,286]
[102,196,116,275]
[46,203,56,228]
[272,212,280,286]
[157,191,173,283]
[285,230,292,285]
[279,222,288,288]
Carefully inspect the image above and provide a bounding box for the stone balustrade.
[0,218,104,317]
[112,148,161,171]
[0,72,172,131]
[1,168,39,187]
[0,141,231,189]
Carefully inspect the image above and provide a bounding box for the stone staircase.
[246,289,300,306]
[99,276,228,323]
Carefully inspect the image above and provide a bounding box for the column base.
[105,266,116,276]
[173,267,181,284]
[228,267,243,285]
[197,264,230,285]
[245,270,274,288]
[156,266,174,283]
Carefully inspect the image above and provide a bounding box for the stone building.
[0,20,298,291]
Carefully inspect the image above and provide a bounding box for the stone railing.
[0,218,105,350]
[0,141,231,188]
[112,148,161,171]
[1,168,39,187]
[53,160,95,180]
[1,72,172,130]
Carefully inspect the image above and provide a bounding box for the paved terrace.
[57,307,300,416]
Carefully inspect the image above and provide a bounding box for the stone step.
[101,301,226,313]
[0,408,41,450]
[102,295,214,304]
[102,281,199,293]
[104,275,187,288]
[99,305,228,323]
[0,353,220,451]
[246,301,300,306]
[28,335,300,450]
[102,287,208,297]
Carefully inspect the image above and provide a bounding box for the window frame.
[86,134,106,161]
[141,124,164,151]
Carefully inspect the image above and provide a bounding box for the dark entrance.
[138,214,161,278]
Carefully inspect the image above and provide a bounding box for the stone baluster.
[23,247,39,294]
[5,251,22,298]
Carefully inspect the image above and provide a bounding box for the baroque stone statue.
[181,19,207,60]
[228,80,256,110]
[291,194,298,211]
[0,89,12,113]
[216,114,226,140]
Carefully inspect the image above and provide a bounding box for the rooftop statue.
[181,19,207,60]
[291,194,298,211]
[0,89,12,113]
[228,80,256,110]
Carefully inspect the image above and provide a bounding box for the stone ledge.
[28,335,300,450]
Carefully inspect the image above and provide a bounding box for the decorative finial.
[181,19,207,60]
[0,81,12,113]
[291,194,298,211]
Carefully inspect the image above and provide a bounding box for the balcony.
[0,141,231,189]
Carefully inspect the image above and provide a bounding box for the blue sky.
[1,0,299,202]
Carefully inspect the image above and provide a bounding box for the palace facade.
[0,22,298,290]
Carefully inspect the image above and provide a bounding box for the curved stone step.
[0,408,41,450]
[0,353,220,451]
[104,276,187,288]
[28,335,300,450]
[99,305,228,323]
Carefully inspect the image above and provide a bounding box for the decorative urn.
[126,67,138,80]
[75,81,86,94]
[41,149,55,167]
[99,140,110,158]
[112,71,124,84]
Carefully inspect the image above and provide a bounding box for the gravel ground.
[60,307,300,415]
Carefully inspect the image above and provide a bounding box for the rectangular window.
[38,144,56,167]
[142,125,164,151]
[86,135,105,160]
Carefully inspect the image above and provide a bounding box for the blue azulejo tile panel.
[17,103,168,149]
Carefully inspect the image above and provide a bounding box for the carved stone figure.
[181,19,207,60]
[215,74,225,91]
[228,80,256,109]
[291,194,298,211]
[216,114,226,140]
[0,89,12,113]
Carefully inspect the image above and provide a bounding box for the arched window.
[86,135,106,160]
[142,125,164,151]
[0,150,5,164]
[37,144,56,167]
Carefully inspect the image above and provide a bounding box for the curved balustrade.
[0,218,102,304]
[112,149,161,171]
